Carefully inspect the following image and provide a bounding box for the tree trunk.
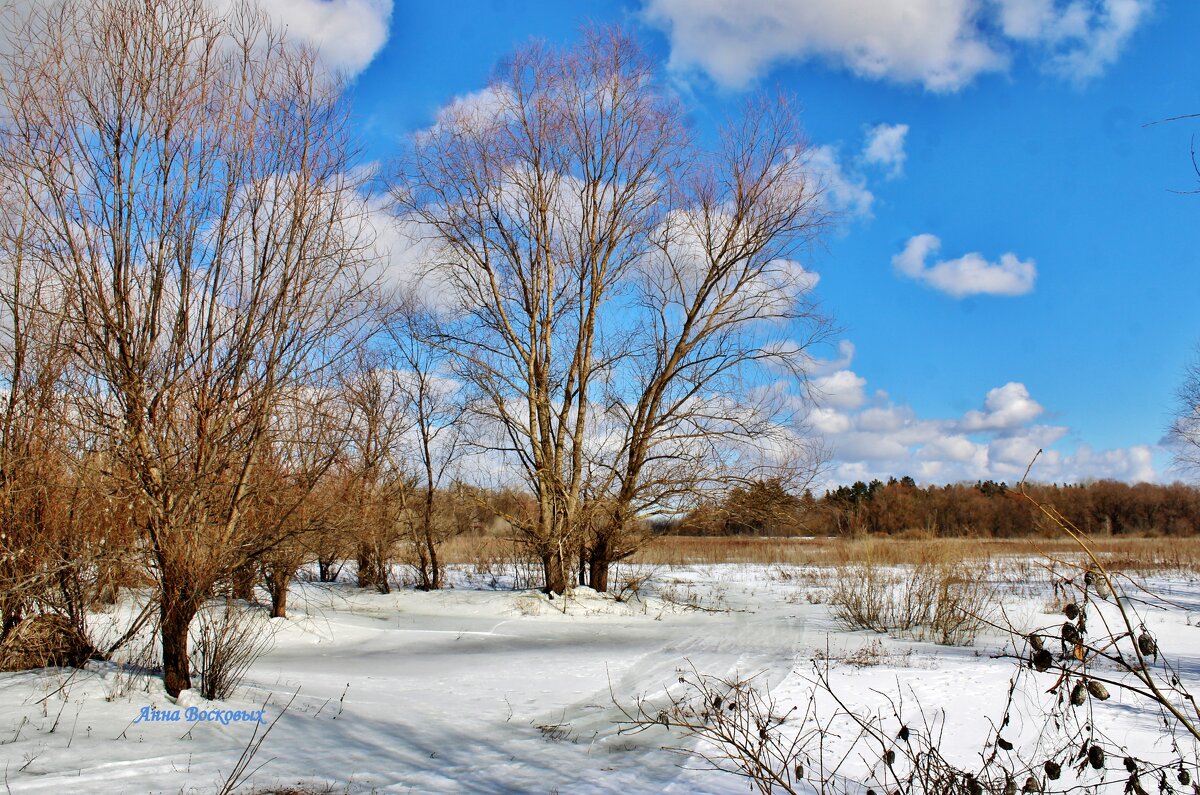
[269,572,290,619]
[231,563,256,602]
[588,535,610,593]
[542,549,568,595]
[426,532,441,591]
[415,541,432,591]
[357,547,387,591]
[160,591,197,698]
[317,556,339,583]
[358,546,390,594]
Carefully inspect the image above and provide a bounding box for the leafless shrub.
[611,566,660,603]
[454,535,543,590]
[830,557,994,645]
[192,600,273,701]
[618,666,818,794]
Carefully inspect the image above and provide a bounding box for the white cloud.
[807,145,874,218]
[960,382,1044,431]
[643,0,1150,92]
[808,406,852,434]
[861,123,909,178]
[893,233,1036,298]
[807,358,1161,486]
[996,0,1150,82]
[812,369,868,410]
[216,0,393,77]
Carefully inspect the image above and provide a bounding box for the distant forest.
[674,477,1200,538]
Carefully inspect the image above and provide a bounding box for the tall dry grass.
[620,534,1200,572]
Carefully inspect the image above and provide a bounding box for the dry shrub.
[0,613,96,671]
[443,535,542,589]
[830,548,994,645]
[191,600,273,700]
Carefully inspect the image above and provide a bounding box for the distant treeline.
[673,477,1200,538]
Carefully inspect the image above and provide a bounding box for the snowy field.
[3,560,1200,794]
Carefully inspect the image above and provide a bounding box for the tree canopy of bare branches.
[398,27,829,593]
[0,0,373,695]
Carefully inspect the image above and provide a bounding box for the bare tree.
[0,0,372,695]
[383,303,472,590]
[339,351,414,593]
[581,97,829,591]
[399,29,828,593]
[251,385,354,618]
[400,28,685,594]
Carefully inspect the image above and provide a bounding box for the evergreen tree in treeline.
[675,477,1200,538]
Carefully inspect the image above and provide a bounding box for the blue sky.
[280,0,1199,485]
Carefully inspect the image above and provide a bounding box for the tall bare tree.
[0,0,372,695]
[581,98,830,590]
[400,30,828,593]
[399,28,686,594]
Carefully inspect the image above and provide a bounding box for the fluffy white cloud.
[643,0,1149,91]
[812,369,868,410]
[996,0,1150,81]
[960,382,1044,431]
[806,145,874,218]
[893,234,1037,298]
[805,343,1161,486]
[862,123,909,178]
[215,0,393,77]
[796,124,911,222]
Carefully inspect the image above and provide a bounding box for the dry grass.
[828,552,995,646]
[430,534,1200,585]
[621,534,1200,572]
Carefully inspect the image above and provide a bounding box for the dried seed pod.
[897,725,909,742]
[1071,681,1087,706]
[1178,768,1190,785]
[968,778,983,795]
[1044,760,1062,780]
[1032,648,1053,672]
[794,763,803,779]
[1086,680,1110,700]
[884,749,896,766]
[1028,633,1044,651]
[1004,777,1017,795]
[1094,575,1112,599]
[998,736,1014,751]
[1062,622,1081,644]
[1124,756,1138,773]
[1137,632,1157,657]
[1023,775,1040,792]
[1088,744,1106,769]
[1063,602,1080,620]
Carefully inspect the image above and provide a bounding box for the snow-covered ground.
[3,561,1199,794]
